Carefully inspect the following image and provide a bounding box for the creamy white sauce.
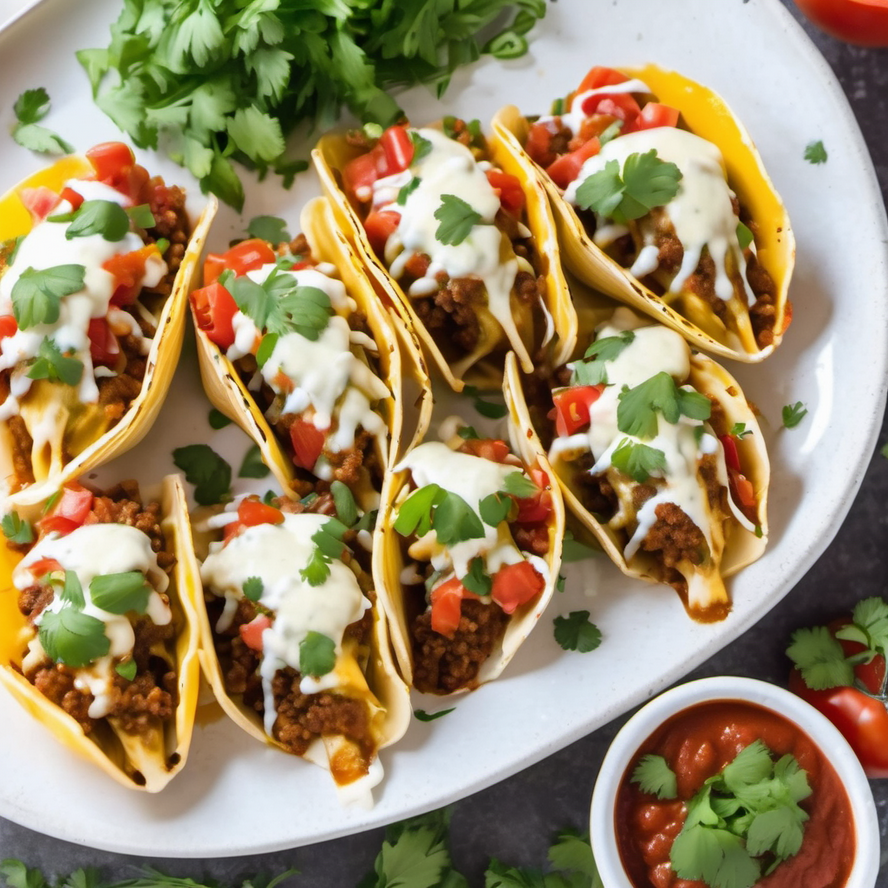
[13,523,171,718]
[564,127,749,304]
[372,128,531,367]
[200,512,370,733]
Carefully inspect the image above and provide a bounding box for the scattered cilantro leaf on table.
[462,385,509,419]
[172,443,232,506]
[11,88,73,155]
[781,401,808,429]
[804,140,828,164]
[238,444,270,479]
[553,611,602,653]
[414,708,456,722]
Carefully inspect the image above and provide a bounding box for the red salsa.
[615,700,855,888]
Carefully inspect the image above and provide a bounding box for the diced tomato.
[239,614,272,652]
[515,466,553,524]
[38,482,94,536]
[87,318,121,368]
[102,244,160,306]
[430,577,469,638]
[545,137,601,190]
[525,121,556,167]
[289,419,326,470]
[203,239,277,285]
[363,210,401,256]
[379,125,414,174]
[582,93,641,126]
[403,252,431,279]
[485,169,525,216]
[625,102,680,133]
[551,385,604,437]
[576,66,629,93]
[224,497,285,543]
[728,466,757,514]
[458,438,511,463]
[59,187,84,211]
[718,434,741,472]
[190,281,239,351]
[343,146,387,202]
[575,114,621,146]
[28,557,63,577]
[20,186,61,224]
[491,561,545,615]
[0,316,17,339]
[85,142,149,201]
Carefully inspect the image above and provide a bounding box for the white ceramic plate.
[0,0,886,858]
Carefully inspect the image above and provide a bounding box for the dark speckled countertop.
[1,0,887,883]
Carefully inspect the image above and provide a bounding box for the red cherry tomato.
[363,210,401,256]
[485,169,526,216]
[289,419,326,470]
[0,316,18,339]
[551,385,604,437]
[239,614,272,652]
[545,137,601,190]
[379,125,415,174]
[491,561,545,615]
[38,482,94,536]
[87,318,121,368]
[203,239,277,285]
[190,281,239,351]
[429,577,472,638]
[792,0,888,46]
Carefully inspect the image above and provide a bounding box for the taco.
[506,303,769,621]
[374,419,565,695]
[493,64,794,363]
[194,491,410,805]
[189,197,430,509]
[313,117,577,390]
[0,143,216,506]
[0,474,200,791]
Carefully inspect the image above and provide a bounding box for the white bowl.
[590,676,880,888]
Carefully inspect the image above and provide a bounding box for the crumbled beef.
[7,414,35,489]
[641,502,706,569]
[414,275,484,353]
[143,182,189,295]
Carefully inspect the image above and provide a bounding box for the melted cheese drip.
[13,523,171,718]
[548,311,725,561]
[0,180,165,416]
[393,442,546,587]
[225,263,389,461]
[200,512,371,734]
[372,129,531,367]
[564,128,748,303]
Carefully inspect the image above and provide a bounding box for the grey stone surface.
[2,1,888,883]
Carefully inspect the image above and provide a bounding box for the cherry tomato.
[485,169,526,216]
[792,0,888,46]
[551,385,604,437]
[491,561,545,615]
[87,317,121,368]
[240,614,272,652]
[289,419,326,470]
[430,577,471,638]
[190,281,239,351]
[0,316,18,339]
[545,137,601,190]
[379,125,415,174]
[363,210,401,256]
[86,142,149,202]
[203,239,276,285]
[38,482,94,536]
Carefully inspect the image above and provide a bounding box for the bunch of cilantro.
[77,0,546,210]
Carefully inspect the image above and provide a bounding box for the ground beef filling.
[17,487,177,737]
[411,598,510,695]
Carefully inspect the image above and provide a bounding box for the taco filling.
[339,119,550,379]
[199,494,390,793]
[190,234,389,501]
[524,66,779,352]
[540,309,761,618]
[0,143,190,490]
[392,437,553,694]
[8,480,183,783]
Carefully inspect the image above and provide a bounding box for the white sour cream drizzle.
[225,263,389,470]
[393,442,549,589]
[199,512,371,735]
[371,128,533,368]
[563,127,750,304]
[549,311,734,561]
[13,523,171,719]
[0,179,165,419]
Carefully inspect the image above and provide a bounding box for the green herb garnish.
[12,87,73,154]
[434,194,482,246]
[553,611,602,653]
[617,372,711,439]
[804,140,828,164]
[298,631,336,678]
[27,338,84,387]
[11,265,86,329]
[782,401,808,429]
[172,444,232,506]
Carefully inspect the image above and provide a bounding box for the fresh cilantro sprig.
[49,200,132,242]
[11,265,86,329]
[413,708,456,722]
[300,518,349,587]
[434,194,482,246]
[172,444,232,506]
[553,611,602,653]
[730,422,752,439]
[804,140,828,164]
[299,631,336,678]
[11,88,73,155]
[27,338,84,387]
[38,602,110,668]
[617,372,711,440]
[610,438,666,483]
[575,150,682,223]
[247,215,291,244]
[238,444,270,480]
[393,484,485,546]
[782,401,808,429]
[77,0,546,208]
[571,331,635,386]
[1,511,34,544]
[631,754,678,799]
[787,596,888,691]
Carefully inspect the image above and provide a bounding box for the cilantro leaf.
[617,372,710,439]
[413,708,456,722]
[631,754,678,799]
[561,530,598,563]
[247,215,290,244]
[730,422,752,439]
[432,491,485,545]
[172,444,232,506]
[12,89,73,155]
[208,408,232,429]
[57,200,131,242]
[239,444,270,479]
[61,571,85,609]
[804,140,828,164]
[11,265,86,329]
[479,491,512,528]
[553,611,602,653]
[846,596,888,655]
[409,131,433,164]
[461,558,492,597]
[577,331,635,386]
[299,518,348,587]
[782,401,808,429]
[671,824,759,888]
[13,87,51,125]
[26,338,84,387]
[38,606,110,668]
[299,631,336,678]
[462,384,509,419]
[1,511,34,544]
[242,577,264,602]
[575,151,682,224]
[736,221,754,250]
[116,659,138,681]
[546,831,602,886]
[434,194,482,246]
[786,625,855,689]
[89,571,151,615]
[0,859,49,888]
[610,438,667,483]
[397,177,421,205]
